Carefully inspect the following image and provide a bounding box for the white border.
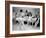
[10,4,43,34]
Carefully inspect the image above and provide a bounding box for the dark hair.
[26,10,28,13]
[20,9,23,12]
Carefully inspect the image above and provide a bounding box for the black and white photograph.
[12,7,40,31]
[10,4,43,34]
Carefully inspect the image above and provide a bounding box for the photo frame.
[5,1,45,37]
